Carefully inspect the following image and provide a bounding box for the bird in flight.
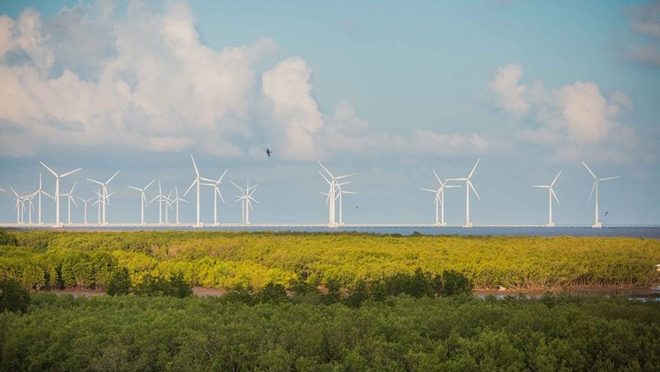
[605,210,608,216]
[266,148,272,158]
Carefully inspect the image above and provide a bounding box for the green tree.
[106,267,131,296]
[0,278,30,313]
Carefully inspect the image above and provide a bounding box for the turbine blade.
[42,191,54,199]
[599,176,620,181]
[468,159,480,179]
[200,177,216,183]
[71,197,78,208]
[469,181,480,200]
[87,178,104,186]
[531,185,549,188]
[128,186,141,191]
[218,169,228,182]
[184,180,196,196]
[551,188,560,204]
[69,181,77,194]
[422,188,437,193]
[216,188,225,204]
[432,169,442,184]
[550,171,561,187]
[106,171,120,184]
[444,185,461,188]
[40,162,58,177]
[318,171,331,185]
[318,161,333,177]
[335,173,356,180]
[144,179,156,190]
[588,182,596,201]
[61,168,82,178]
[231,181,242,191]
[582,161,597,180]
[191,154,200,176]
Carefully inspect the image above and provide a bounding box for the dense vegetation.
[0,229,658,292]
[1,294,658,371]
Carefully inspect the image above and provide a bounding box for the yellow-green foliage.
[2,231,659,290]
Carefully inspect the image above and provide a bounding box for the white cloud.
[489,64,529,116]
[0,1,503,161]
[262,57,325,160]
[490,64,636,163]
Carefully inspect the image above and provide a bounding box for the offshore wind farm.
[1,154,653,235]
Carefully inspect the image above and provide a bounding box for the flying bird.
[266,148,272,158]
[605,210,608,216]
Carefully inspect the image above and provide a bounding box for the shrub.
[0,278,30,313]
[133,273,192,298]
[0,229,16,245]
[256,282,288,303]
[440,270,473,296]
[106,267,131,296]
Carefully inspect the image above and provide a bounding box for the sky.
[0,0,659,226]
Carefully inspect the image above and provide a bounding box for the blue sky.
[0,0,659,226]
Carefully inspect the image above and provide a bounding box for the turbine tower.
[33,174,53,225]
[318,162,355,227]
[422,170,460,226]
[184,155,213,227]
[40,162,81,227]
[61,182,78,225]
[202,170,227,225]
[232,181,259,225]
[448,159,480,227]
[150,181,169,225]
[583,162,620,228]
[335,180,356,226]
[78,196,95,224]
[10,188,25,224]
[24,194,35,224]
[167,187,188,225]
[87,171,119,225]
[531,172,561,227]
[128,179,155,225]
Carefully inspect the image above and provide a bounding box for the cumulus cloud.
[490,64,635,163]
[489,64,529,116]
[262,57,325,160]
[0,1,502,161]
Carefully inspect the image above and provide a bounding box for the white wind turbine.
[40,162,81,227]
[78,196,95,224]
[128,179,155,225]
[318,162,356,227]
[61,182,78,225]
[150,181,170,225]
[34,174,53,225]
[167,186,188,225]
[184,155,214,227]
[335,179,356,226]
[202,170,228,226]
[87,171,119,225]
[583,162,620,228]
[531,172,561,227]
[422,170,461,226]
[24,193,36,224]
[448,159,481,227]
[232,181,259,225]
[9,188,24,224]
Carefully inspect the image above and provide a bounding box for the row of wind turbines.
[0,156,619,228]
[419,160,619,228]
[1,156,259,227]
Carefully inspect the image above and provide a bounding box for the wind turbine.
[40,162,81,227]
[422,170,461,226]
[150,181,170,225]
[531,172,561,227]
[232,181,259,225]
[23,193,36,224]
[167,186,188,225]
[184,155,210,227]
[128,179,155,225]
[447,159,481,227]
[583,162,620,228]
[9,188,24,224]
[61,182,78,225]
[318,162,356,227]
[78,196,95,224]
[335,180,356,226]
[87,171,119,225]
[33,174,53,225]
[202,170,227,225]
